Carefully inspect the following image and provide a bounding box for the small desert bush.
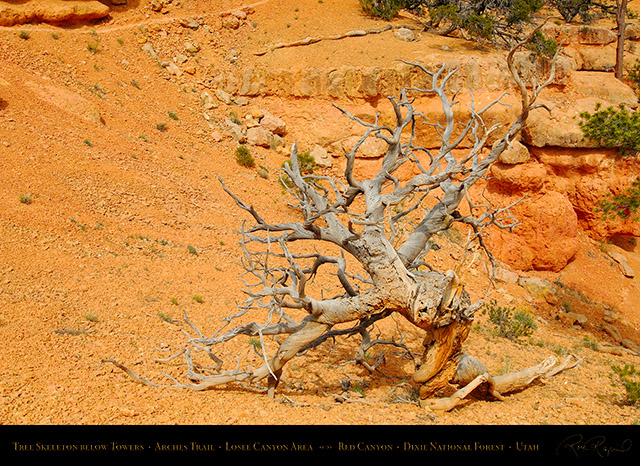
[613,364,640,405]
[235,145,255,168]
[279,151,316,189]
[483,299,537,342]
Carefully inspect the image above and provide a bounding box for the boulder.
[394,27,416,42]
[571,72,638,108]
[523,97,602,148]
[489,162,547,192]
[341,135,387,158]
[247,127,274,147]
[518,277,557,304]
[569,45,616,71]
[498,139,531,165]
[260,113,286,136]
[484,191,580,272]
[577,26,617,45]
[309,144,332,168]
[222,14,240,29]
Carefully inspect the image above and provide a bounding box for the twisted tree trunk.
[103,22,581,410]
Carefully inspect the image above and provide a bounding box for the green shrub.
[613,364,640,404]
[596,177,640,221]
[18,30,30,40]
[235,145,255,168]
[229,111,242,125]
[526,30,559,58]
[359,0,403,20]
[579,103,640,157]
[483,299,537,341]
[280,151,316,189]
[627,59,640,93]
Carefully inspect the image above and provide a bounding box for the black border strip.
[1,425,638,460]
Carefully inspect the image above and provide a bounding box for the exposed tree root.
[254,25,417,56]
[419,353,583,411]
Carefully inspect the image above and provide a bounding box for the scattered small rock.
[606,251,635,278]
[493,266,520,284]
[199,91,217,110]
[184,41,200,54]
[231,10,248,21]
[234,96,250,106]
[221,14,240,30]
[179,17,200,29]
[215,89,234,105]
[498,139,530,165]
[210,130,224,142]
[173,52,188,64]
[162,61,182,77]
[226,122,246,143]
[141,43,159,61]
[556,311,588,327]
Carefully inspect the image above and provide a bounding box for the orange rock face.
[482,187,580,272]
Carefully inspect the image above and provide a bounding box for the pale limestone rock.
[184,41,200,54]
[518,277,557,304]
[162,62,182,77]
[179,17,199,29]
[215,89,234,105]
[394,27,415,42]
[173,52,188,64]
[607,251,635,278]
[577,26,617,45]
[247,127,273,147]
[498,139,530,165]
[200,91,217,110]
[260,113,286,136]
[309,144,332,168]
[141,43,159,61]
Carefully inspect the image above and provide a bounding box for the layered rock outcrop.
[205,24,638,273]
[0,0,110,26]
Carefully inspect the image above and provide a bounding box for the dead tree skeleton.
[103,29,581,411]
